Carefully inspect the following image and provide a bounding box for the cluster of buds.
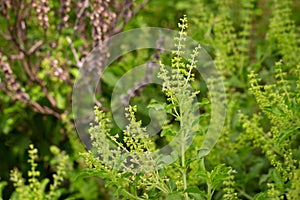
[90,0,116,47]
[32,0,50,30]
[58,0,71,30]
[50,59,69,82]
[0,54,30,103]
[223,168,238,199]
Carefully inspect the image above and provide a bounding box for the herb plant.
[81,16,236,200]
[0,0,299,199]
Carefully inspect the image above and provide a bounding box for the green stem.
[181,138,186,190]
[153,171,170,194]
[237,188,253,200]
[179,105,188,199]
[206,178,213,200]
[121,189,144,200]
[155,185,170,194]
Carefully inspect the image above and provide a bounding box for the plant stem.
[206,178,213,200]
[237,188,253,200]
[181,137,186,190]
[180,104,188,199]
[121,189,144,200]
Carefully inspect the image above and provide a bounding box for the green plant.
[267,0,300,71]
[238,61,300,199]
[0,1,149,197]
[81,16,237,200]
[1,0,300,199]
[186,1,300,198]
[8,144,69,200]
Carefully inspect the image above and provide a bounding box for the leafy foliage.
[238,61,300,199]
[82,16,236,200]
[0,0,300,199]
[9,144,69,200]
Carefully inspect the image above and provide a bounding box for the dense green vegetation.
[0,0,299,199]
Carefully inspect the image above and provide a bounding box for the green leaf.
[185,187,206,200]
[198,98,210,107]
[167,178,177,192]
[253,192,269,200]
[157,155,174,165]
[263,106,284,116]
[157,151,178,165]
[75,169,109,181]
[55,93,66,109]
[0,181,7,198]
[271,169,284,188]
[259,173,271,186]
[161,129,177,137]
[2,117,14,134]
[73,39,86,48]
[228,75,246,88]
[185,186,201,194]
[147,188,161,199]
[210,164,230,190]
[102,72,118,87]
[166,192,183,200]
[40,178,50,194]
[105,181,120,188]
[131,174,141,196]
[189,192,205,200]
[277,127,300,145]
[147,103,165,111]
[186,156,197,166]
[165,104,177,114]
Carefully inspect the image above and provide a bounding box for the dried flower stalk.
[32,0,50,30]
[59,0,71,30]
[0,54,30,103]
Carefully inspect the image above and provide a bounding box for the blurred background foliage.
[0,0,299,199]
